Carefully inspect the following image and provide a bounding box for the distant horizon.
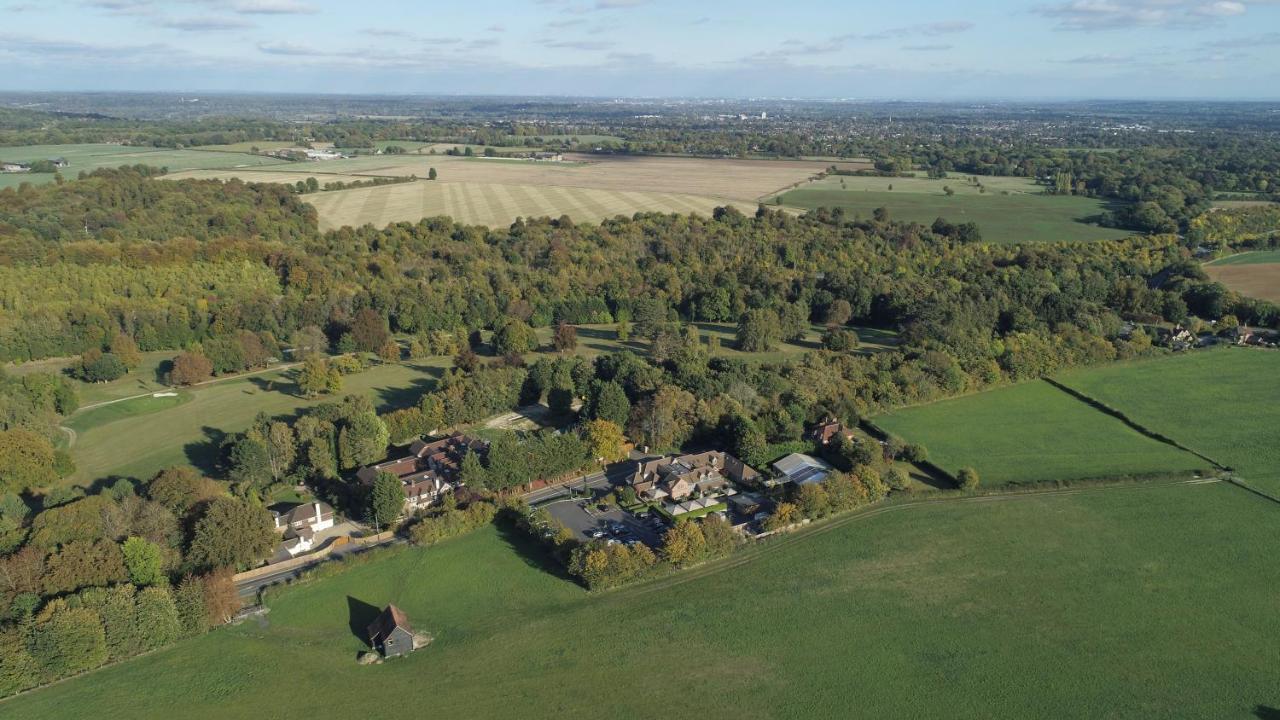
[4,90,1279,104]
[3,1,1279,100]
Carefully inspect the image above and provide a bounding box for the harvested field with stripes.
[305,179,756,230]
[165,152,864,229]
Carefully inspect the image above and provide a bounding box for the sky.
[2,0,1279,99]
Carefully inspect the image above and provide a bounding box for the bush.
[408,499,498,546]
[957,467,980,490]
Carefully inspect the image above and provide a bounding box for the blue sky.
[2,0,1279,98]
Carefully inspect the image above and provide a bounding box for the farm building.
[770,453,833,487]
[366,605,417,659]
[1,162,31,173]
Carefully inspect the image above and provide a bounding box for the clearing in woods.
[1204,251,1280,303]
[872,379,1207,486]
[6,480,1278,719]
[772,173,1132,244]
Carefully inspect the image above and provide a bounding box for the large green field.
[873,380,1207,486]
[775,175,1132,244]
[1057,348,1280,494]
[6,480,1277,719]
[0,143,281,189]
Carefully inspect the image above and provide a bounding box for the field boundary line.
[1042,378,1228,470]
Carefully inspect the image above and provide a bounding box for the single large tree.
[338,411,390,470]
[187,497,274,572]
[736,308,782,352]
[588,380,630,427]
[169,351,213,386]
[369,471,406,529]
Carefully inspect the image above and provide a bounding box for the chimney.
[313,502,321,524]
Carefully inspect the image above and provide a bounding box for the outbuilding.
[367,604,416,659]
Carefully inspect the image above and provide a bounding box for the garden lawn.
[1056,348,1280,494]
[5,481,1278,719]
[873,380,1207,486]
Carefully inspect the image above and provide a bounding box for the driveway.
[542,497,666,548]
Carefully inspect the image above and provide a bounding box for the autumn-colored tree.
[147,466,219,516]
[661,520,708,567]
[348,308,390,353]
[764,501,801,532]
[0,428,59,492]
[201,569,241,626]
[169,350,212,386]
[628,385,695,451]
[584,419,626,463]
[553,321,578,352]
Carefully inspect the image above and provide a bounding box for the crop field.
[774,174,1132,244]
[1057,348,1280,494]
[873,380,1207,486]
[160,151,869,229]
[304,179,756,230]
[173,152,843,194]
[0,143,281,189]
[1205,251,1280,303]
[7,480,1277,719]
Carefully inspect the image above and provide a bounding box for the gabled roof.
[367,604,413,644]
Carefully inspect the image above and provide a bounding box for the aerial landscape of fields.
[2,2,1280,717]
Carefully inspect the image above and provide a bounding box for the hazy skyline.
[3,0,1279,99]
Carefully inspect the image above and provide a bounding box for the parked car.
[588,528,606,539]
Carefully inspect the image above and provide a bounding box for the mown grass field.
[1057,348,1280,494]
[775,174,1132,244]
[6,480,1278,719]
[1205,251,1280,303]
[0,143,281,189]
[873,380,1207,486]
[63,360,448,488]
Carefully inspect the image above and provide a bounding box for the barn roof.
[367,604,413,643]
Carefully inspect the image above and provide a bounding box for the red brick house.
[356,434,489,512]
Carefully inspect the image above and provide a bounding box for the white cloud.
[1037,0,1265,31]
[232,0,316,15]
[161,16,252,31]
